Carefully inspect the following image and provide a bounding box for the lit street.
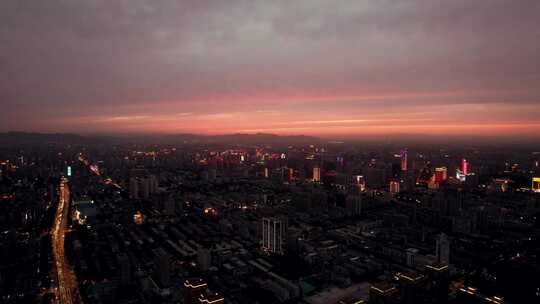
[51,177,81,304]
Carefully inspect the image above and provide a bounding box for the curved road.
[52,177,81,304]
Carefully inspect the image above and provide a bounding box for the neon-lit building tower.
[461,159,468,175]
[456,158,469,182]
[401,149,408,171]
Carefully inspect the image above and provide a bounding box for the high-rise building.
[197,247,212,271]
[425,263,450,303]
[435,233,450,264]
[117,253,131,286]
[403,169,416,192]
[456,158,469,181]
[434,167,447,183]
[406,248,418,267]
[183,278,208,304]
[396,272,426,304]
[129,177,139,199]
[366,166,386,188]
[369,282,399,304]
[198,292,225,304]
[153,248,170,287]
[130,175,159,199]
[532,177,540,193]
[389,180,400,194]
[141,178,151,199]
[461,158,468,175]
[288,168,295,182]
[163,196,176,216]
[345,194,362,216]
[262,217,286,255]
[400,149,408,171]
[313,166,321,183]
[353,175,366,192]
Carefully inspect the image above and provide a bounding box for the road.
[78,154,122,190]
[51,177,81,304]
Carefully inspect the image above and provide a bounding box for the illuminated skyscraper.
[262,217,286,255]
[288,168,294,182]
[313,166,321,183]
[353,175,366,192]
[532,177,540,193]
[461,158,468,175]
[389,180,400,194]
[456,159,469,182]
[434,167,447,183]
[401,149,408,171]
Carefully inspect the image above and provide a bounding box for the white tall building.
[262,217,287,255]
[436,233,450,264]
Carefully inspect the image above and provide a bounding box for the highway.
[51,177,81,304]
[78,154,122,190]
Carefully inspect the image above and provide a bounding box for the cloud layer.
[1,0,539,136]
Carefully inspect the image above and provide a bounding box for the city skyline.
[2,0,540,136]
[3,2,540,303]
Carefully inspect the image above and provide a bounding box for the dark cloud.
[1,0,539,133]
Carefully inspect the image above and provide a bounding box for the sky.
[1,0,540,137]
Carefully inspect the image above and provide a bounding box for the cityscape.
[1,1,540,304]
[1,134,539,303]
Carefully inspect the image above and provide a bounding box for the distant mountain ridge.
[0,132,320,146]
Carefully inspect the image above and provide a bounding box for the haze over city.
[2,0,540,137]
[3,2,540,304]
